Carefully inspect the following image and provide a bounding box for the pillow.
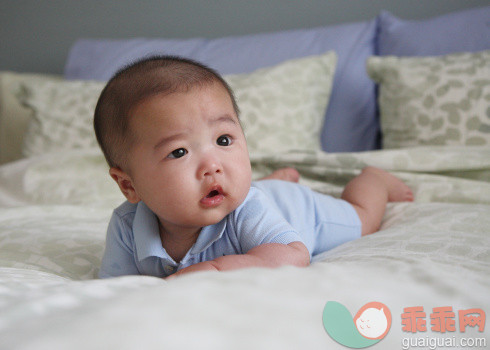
[19,52,337,157]
[19,79,105,157]
[64,20,379,152]
[377,6,490,57]
[227,52,336,153]
[0,72,62,165]
[367,50,490,149]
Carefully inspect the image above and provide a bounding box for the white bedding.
[0,147,489,349]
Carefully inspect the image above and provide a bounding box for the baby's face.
[123,83,251,236]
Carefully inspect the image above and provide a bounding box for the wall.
[0,0,488,74]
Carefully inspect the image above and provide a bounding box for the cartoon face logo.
[323,301,392,348]
[354,305,390,339]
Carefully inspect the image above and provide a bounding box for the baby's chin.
[195,189,249,226]
[197,206,235,226]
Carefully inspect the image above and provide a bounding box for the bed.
[1,6,489,349]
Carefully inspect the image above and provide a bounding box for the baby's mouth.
[206,190,221,198]
[200,185,225,207]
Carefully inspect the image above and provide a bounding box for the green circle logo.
[323,301,392,348]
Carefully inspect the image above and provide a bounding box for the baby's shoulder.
[235,180,310,217]
[251,180,312,201]
[110,201,139,230]
[113,200,138,218]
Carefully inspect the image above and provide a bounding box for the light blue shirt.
[99,180,361,278]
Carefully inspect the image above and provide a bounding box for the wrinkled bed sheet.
[0,147,489,349]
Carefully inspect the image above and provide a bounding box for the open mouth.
[200,186,224,207]
[206,190,220,198]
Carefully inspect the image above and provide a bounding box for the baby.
[94,56,413,279]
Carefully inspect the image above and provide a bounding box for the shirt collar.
[133,201,172,262]
[190,218,226,254]
[133,201,227,261]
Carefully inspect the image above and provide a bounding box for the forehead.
[129,83,238,132]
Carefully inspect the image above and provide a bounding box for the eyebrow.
[208,114,238,126]
[153,114,239,151]
[153,132,187,151]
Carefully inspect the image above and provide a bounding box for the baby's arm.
[169,241,309,278]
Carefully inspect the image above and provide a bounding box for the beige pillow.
[226,52,337,154]
[19,79,105,157]
[367,50,490,149]
[17,52,337,158]
[0,72,62,164]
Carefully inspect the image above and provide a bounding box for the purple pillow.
[64,20,379,152]
[377,6,490,56]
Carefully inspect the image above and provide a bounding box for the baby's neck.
[158,223,201,263]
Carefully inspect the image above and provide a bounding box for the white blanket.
[0,147,489,349]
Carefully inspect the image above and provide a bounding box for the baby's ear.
[109,167,141,203]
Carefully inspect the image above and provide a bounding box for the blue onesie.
[99,180,361,278]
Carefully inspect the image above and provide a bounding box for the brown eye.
[167,148,187,159]
[217,135,231,146]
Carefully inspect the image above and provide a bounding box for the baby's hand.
[165,261,219,279]
[166,242,310,279]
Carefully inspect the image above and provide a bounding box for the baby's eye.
[167,148,188,159]
[217,135,232,146]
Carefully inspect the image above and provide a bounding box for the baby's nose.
[197,155,223,178]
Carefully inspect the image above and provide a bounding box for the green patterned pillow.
[226,52,336,154]
[367,50,490,149]
[19,79,105,157]
[18,52,336,157]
